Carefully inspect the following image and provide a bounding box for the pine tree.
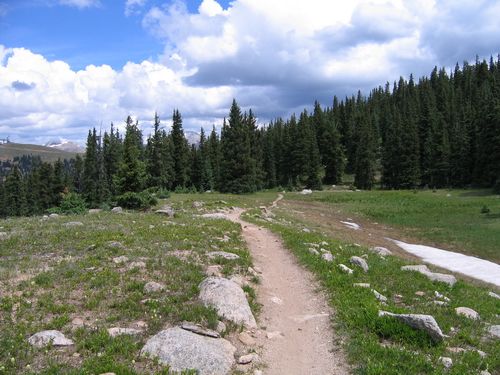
[102,124,123,198]
[169,109,190,190]
[72,154,84,194]
[115,123,146,195]
[4,165,27,217]
[207,126,221,190]
[353,112,377,190]
[219,99,260,193]
[145,112,173,190]
[82,129,105,207]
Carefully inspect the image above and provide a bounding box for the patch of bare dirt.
[227,197,351,375]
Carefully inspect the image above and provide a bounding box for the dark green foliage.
[48,192,88,215]
[116,191,158,210]
[169,109,190,190]
[3,165,27,217]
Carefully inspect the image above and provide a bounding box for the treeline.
[1,56,500,217]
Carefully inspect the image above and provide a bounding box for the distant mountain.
[43,138,86,153]
[185,131,200,146]
[0,142,80,162]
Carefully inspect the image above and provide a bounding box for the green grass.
[299,188,500,263]
[240,189,500,375]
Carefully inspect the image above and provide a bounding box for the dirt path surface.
[227,196,350,375]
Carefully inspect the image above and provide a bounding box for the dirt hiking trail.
[227,196,350,375]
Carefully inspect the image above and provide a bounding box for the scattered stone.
[439,357,453,368]
[321,252,334,262]
[379,311,445,342]
[266,331,285,339]
[302,228,311,233]
[237,354,254,364]
[28,330,74,347]
[49,213,59,217]
[63,221,83,226]
[488,292,500,299]
[307,248,320,255]
[432,301,449,307]
[192,201,204,208]
[270,296,283,305]
[353,283,370,288]
[456,307,480,320]
[132,321,148,329]
[300,189,312,194]
[216,321,226,334]
[206,265,222,277]
[238,332,256,346]
[113,256,129,264]
[128,261,146,269]
[435,291,451,301]
[88,209,101,214]
[199,213,229,220]
[181,322,221,338]
[350,256,369,272]
[108,328,142,338]
[370,246,393,256]
[141,327,236,375]
[372,289,388,302]
[144,282,165,293]
[339,264,354,274]
[401,265,457,287]
[155,209,175,217]
[415,291,426,296]
[111,207,122,213]
[207,251,240,260]
[215,200,228,204]
[199,277,257,328]
[229,274,246,286]
[0,232,7,237]
[72,318,85,327]
[108,241,125,249]
[488,325,500,338]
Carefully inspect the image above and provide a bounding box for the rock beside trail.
[401,265,457,287]
[199,277,257,328]
[350,256,369,272]
[199,213,229,220]
[379,311,445,342]
[339,264,354,274]
[207,251,240,260]
[141,327,236,375]
[28,330,74,347]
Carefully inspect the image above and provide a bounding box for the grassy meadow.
[0,189,500,374]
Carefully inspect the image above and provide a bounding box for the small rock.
[339,264,354,274]
[108,328,142,338]
[432,301,449,307]
[28,330,74,347]
[181,322,221,338]
[308,248,320,255]
[111,207,122,213]
[72,318,85,327]
[88,209,101,214]
[439,357,453,368]
[488,325,500,338]
[302,228,311,233]
[113,256,129,264]
[192,201,204,208]
[379,311,445,342]
[300,189,312,194]
[238,332,256,346]
[353,283,370,288]
[155,209,175,217]
[350,256,369,272]
[108,241,125,249]
[435,291,451,301]
[415,291,426,296]
[207,251,240,260]
[237,354,254,364]
[199,213,229,220]
[49,213,59,217]
[370,246,393,256]
[456,307,480,320]
[63,221,83,227]
[488,292,500,299]
[144,282,165,293]
[321,252,334,262]
[266,331,285,339]
[372,289,388,302]
[402,265,457,287]
[128,261,146,269]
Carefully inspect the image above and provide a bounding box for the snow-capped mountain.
[43,138,86,153]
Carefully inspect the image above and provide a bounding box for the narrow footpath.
[226,196,350,375]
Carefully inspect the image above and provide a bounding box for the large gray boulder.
[350,256,369,272]
[199,277,257,328]
[402,265,457,287]
[28,330,74,347]
[379,311,445,342]
[141,327,236,374]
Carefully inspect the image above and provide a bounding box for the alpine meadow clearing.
[1,189,500,374]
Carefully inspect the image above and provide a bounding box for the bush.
[116,191,158,210]
[48,192,88,215]
[156,189,171,199]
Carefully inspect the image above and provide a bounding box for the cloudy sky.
[1,0,500,146]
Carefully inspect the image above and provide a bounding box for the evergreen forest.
[1,57,500,217]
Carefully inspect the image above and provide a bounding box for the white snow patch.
[389,239,500,287]
[341,221,360,230]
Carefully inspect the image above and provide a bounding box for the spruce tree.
[169,109,190,189]
[353,112,377,190]
[4,165,27,217]
[102,124,123,198]
[115,123,146,195]
[145,112,173,190]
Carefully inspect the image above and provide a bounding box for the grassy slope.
[0,143,80,162]
[1,190,499,374]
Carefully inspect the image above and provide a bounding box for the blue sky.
[1,0,500,146]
